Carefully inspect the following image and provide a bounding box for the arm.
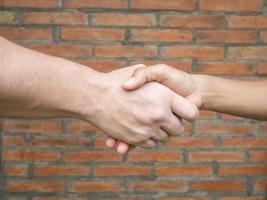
[122,64,267,121]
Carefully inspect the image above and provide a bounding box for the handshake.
[85,64,202,154]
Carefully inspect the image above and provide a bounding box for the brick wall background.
[0,0,267,199]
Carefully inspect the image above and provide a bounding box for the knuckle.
[150,111,167,123]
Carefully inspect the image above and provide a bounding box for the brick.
[0,28,52,41]
[258,123,267,132]
[196,62,252,75]
[34,165,89,176]
[160,15,224,28]
[69,181,123,192]
[256,63,267,74]
[192,180,246,192]
[23,12,87,25]
[92,13,156,26]
[223,137,267,149]
[0,11,18,24]
[34,197,87,200]
[166,137,218,149]
[131,29,192,42]
[261,31,267,42]
[228,47,267,59]
[198,110,217,120]
[94,165,151,176]
[219,197,266,200]
[189,151,245,162]
[159,198,210,200]
[200,0,262,12]
[3,151,60,161]
[254,180,267,191]
[28,44,93,58]
[250,151,267,162]
[79,59,126,72]
[2,0,59,8]
[65,121,99,132]
[220,114,244,120]
[63,151,122,162]
[129,180,187,192]
[219,165,267,176]
[1,120,61,133]
[61,27,125,41]
[5,165,27,176]
[196,123,252,134]
[6,180,64,192]
[64,0,127,8]
[95,45,157,58]
[162,46,224,60]
[131,0,195,10]
[128,152,182,162]
[196,31,256,44]
[3,136,24,146]
[228,16,267,28]
[30,136,90,147]
[156,165,212,176]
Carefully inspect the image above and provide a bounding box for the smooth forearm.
[194,74,267,120]
[0,36,100,119]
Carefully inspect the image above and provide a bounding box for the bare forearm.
[195,75,267,120]
[0,36,100,119]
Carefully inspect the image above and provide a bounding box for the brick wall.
[0,0,267,199]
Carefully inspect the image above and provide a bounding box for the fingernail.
[124,77,136,86]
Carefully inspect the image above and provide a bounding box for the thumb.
[122,67,149,91]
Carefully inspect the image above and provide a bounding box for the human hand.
[88,64,198,153]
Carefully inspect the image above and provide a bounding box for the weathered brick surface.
[0,0,266,199]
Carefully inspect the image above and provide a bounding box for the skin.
[108,64,267,152]
[0,37,198,154]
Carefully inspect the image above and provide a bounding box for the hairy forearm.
[194,74,267,120]
[0,36,100,119]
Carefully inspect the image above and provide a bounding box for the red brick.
[28,44,93,58]
[0,11,18,24]
[95,45,157,58]
[79,59,126,72]
[223,137,267,149]
[250,151,267,162]
[166,137,218,149]
[162,46,224,60]
[30,136,89,147]
[228,16,267,28]
[219,197,266,200]
[196,31,256,44]
[64,0,127,8]
[0,28,52,41]
[69,181,123,192]
[5,165,27,176]
[128,152,182,162]
[63,151,122,162]
[3,136,24,146]
[131,29,192,42]
[189,151,245,162]
[159,198,210,200]
[131,0,195,10]
[156,165,213,176]
[94,165,151,176]
[1,120,61,133]
[196,123,252,134]
[160,15,225,28]
[228,47,267,59]
[92,13,156,26]
[256,63,267,74]
[254,180,267,191]
[2,0,59,8]
[6,180,64,192]
[34,197,87,200]
[129,180,187,192]
[200,0,262,12]
[219,165,267,176]
[192,180,246,192]
[23,12,87,25]
[3,151,60,161]
[61,27,125,41]
[196,61,252,75]
[261,31,267,42]
[198,110,217,120]
[258,123,267,132]
[220,114,244,120]
[65,121,99,132]
[34,165,89,176]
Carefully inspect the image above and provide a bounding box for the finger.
[171,94,199,122]
[140,139,157,149]
[122,65,169,91]
[116,142,131,154]
[105,137,118,148]
[151,129,170,144]
[162,115,184,137]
